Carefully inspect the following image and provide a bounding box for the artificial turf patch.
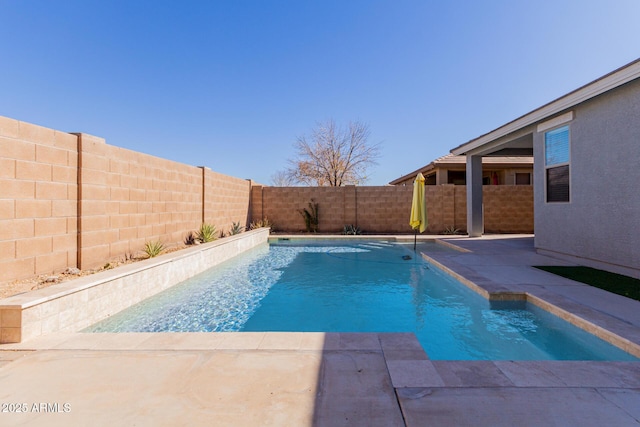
[534,266,640,302]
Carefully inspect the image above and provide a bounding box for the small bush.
[184,231,197,245]
[144,240,165,258]
[342,224,362,235]
[298,200,319,233]
[249,217,273,230]
[197,223,217,243]
[442,226,461,235]
[229,222,244,235]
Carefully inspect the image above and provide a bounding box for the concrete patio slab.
[313,350,404,426]
[397,387,640,427]
[0,348,322,427]
[431,360,514,387]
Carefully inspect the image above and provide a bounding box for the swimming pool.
[85,239,637,361]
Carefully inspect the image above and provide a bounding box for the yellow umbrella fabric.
[410,173,427,233]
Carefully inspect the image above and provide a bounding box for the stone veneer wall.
[251,184,534,234]
[0,228,269,343]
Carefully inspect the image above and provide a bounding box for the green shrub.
[249,217,273,230]
[442,225,461,235]
[229,222,244,235]
[184,231,197,245]
[144,240,165,258]
[298,200,319,233]
[197,223,217,243]
[342,224,362,235]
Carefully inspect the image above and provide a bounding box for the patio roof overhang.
[452,58,640,158]
[450,58,640,236]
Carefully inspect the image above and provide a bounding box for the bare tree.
[270,170,296,186]
[283,120,381,186]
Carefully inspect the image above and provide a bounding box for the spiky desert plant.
[143,240,165,258]
[298,200,319,233]
[229,221,244,235]
[249,217,273,230]
[342,224,362,235]
[184,231,197,245]
[197,223,217,243]
[442,225,461,235]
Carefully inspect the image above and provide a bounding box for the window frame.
[544,125,571,203]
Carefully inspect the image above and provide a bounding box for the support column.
[466,155,483,237]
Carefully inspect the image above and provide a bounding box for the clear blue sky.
[1,1,639,185]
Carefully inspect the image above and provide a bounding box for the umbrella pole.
[414,229,417,251]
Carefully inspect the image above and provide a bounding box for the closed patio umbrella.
[409,172,427,250]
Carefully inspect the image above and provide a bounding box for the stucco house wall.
[533,78,640,278]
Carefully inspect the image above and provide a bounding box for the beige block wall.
[0,115,256,282]
[453,186,467,232]
[77,133,203,270]
[253,186,345,233]
[0,117,78,281]
[251,185,533,234]
[356,186,414,233]
[483,185,534,233]
[203,168,252,236]
[425,184,458,232]
[1,113,533,283]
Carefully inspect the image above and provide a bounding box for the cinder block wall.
[0,117,79,282]
[453,186,467,231]
[77,134,203,269]
[255,186,350,233]
[203,168,253,236]
[356,186,414,233]
[483,186,534,233]
[0,116,256,281]
[1,114,534,283]
[251,185,533,234]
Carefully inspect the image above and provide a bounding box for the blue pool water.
[86,239,638,361]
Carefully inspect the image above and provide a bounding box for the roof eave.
[389,162,436,185]
[451,58,640,156]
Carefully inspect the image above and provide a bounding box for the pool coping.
[420,251,640,358]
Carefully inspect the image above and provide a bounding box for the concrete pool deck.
[1,235,639,426]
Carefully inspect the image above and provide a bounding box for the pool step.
[357,242,395,250]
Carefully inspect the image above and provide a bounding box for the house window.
[515,173,531,185]
[447,170,466,185]
[545,125,570,202]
